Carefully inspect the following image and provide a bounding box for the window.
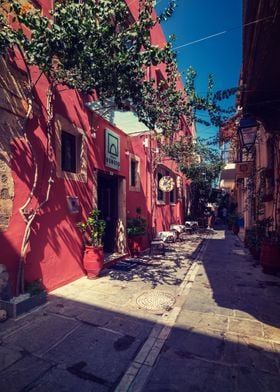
[157,172,164,202]
[130,159,137,187]
[61,131,77,173]
[170,186,176,204]
[55,114,87,182]
[129,155,140,191]
[165,171,176,204]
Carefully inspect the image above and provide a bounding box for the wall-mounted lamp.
[238,115,258,151]
[143,137,149,148]
[90,125,97,139]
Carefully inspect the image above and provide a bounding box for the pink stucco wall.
[0,0,191,294]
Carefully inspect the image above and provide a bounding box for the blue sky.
[156,0,242,139]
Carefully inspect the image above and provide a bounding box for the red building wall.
[0,0,191,294]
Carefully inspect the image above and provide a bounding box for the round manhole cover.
[136,291,176,312]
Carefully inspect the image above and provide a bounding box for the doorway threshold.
[104,252,129,268]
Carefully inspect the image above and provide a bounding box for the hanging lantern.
[238,115,258,151]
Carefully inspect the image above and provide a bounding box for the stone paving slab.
[139,229,280,391]
[0,355,52,392]
[164,328,226,362]
[235,367,280,392]
[222,333,279,374]
[145,352,235,392]
[0,346,22,372]
[0,233,205,392]
[3,313,79,355]
[28,367,107,392]
[182,291,234,316]
[1,229,279,392]
[229,317,264,338]
[176,309,229,333]
[42,323,145,387]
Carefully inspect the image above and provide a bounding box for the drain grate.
[136,290,176,312]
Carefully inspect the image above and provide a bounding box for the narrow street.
[0,1,279,391]
[0,228,279,391]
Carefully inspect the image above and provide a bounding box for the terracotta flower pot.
[232,224,240,235]
[260,241,280,274]
[83,245,104,279]
[128,236,142,257]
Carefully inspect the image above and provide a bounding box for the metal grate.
[136,291,176,312]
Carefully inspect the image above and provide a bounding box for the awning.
[85,100,150,135]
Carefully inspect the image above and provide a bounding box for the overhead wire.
[173,14,278,50]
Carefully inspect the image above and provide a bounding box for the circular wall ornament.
[159,176,175,192]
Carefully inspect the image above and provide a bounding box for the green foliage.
[136,60,186,133]
[184,66,238,127]
[0,0,237,138]
[0,0,185,135]
[127,208,146,237]
[161,136,224,186]
[0,2,17,54]
[78,209,106,247]
[24,279,45,296]
[158,0,177,22]
[246,226,265,252]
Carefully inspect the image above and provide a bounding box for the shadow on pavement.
[0,227,279,391]
[0,293,279,392]
[102,235,204,288]
[198,227,280,328]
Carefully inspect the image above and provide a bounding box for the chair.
[149,239,165,256]
[170,224,186,240]
[149,231,176,256]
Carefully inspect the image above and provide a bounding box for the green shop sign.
[105,129,120,171]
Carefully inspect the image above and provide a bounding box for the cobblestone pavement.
[0,228,279,392]
[138,229,280,392]
[0,232,206,391]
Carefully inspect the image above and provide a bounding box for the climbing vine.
[161,135,224,186]
[0,0,184,294]
[0,0,182,133]
[0,0,238,293]
[0,0,237,136]
[184,66,238,128]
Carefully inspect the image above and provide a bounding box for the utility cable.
[173,14,278,50]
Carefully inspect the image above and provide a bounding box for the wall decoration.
[159,176,175,192]
[67,196,80,214]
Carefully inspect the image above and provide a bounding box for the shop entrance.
[97,173,119,252]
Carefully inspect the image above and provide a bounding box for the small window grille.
[61,131,76,173]
[130,159,137,187]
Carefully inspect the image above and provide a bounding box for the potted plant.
[247,223,266,260]
[78,209,106,279]
[260,226,280,274]
[127,208,147,257]
[227,213,239,234]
